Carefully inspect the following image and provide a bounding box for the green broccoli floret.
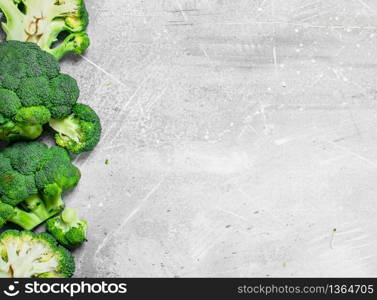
[0,142,81,230]
[0,0,90,60]
[0,230,75,278]
[0,41,101,153]
[49,32,90,60]
[46,208,87,249]
[49,104,102,154]
[0,41,80,141]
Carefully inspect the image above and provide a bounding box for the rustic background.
[4,0,377,277]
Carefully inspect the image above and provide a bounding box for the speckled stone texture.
[3,0,377,277]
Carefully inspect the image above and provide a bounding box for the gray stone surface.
[5,0,377,277]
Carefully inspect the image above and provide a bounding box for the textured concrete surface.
[4,0,377,277]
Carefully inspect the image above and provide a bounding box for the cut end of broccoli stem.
[49,116,81,143]
[43,194,65,215]
[62,207,78,224]
[7,0,78,40]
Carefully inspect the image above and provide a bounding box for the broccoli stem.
[9,207,44,231]
[45,194,64,214]
[10,195,62,231]
[0,0,25,39]
[23,195,51,220]
[38,19,67,51]
[49,115,81,143]
[15,124,43,140]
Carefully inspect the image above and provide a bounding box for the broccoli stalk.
[10,208,48,231]
[0,0,90,59]
[46,208,87,249]
[49,115,81,144]
[0,194,63,231]
[0,120,42,141]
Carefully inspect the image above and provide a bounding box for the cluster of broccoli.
[0,41,101,154]
[0,141,90,277]
[0,2,100,277]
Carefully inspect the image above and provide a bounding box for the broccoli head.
[49,104,102,154]
[46,207,88,249]
[0,41,79,141]
[0,0,90,60]
[0,230,75,278]
[0,141,81,230]
[0,41,101,153]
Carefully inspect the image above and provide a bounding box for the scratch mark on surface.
[330,228,336,249]
[329,142,377,168]
[270,0,278,76]
[102,71,156,143]
[216,207,248,221]
[200,45,210,59]
[319,154,348,165]
[145,86,168,114]
[356,0,377,14]
[93,178,165,262]
[192,240,218,261]
[80,55,133,88]
[175,0,189,22]
[188,20,377,30]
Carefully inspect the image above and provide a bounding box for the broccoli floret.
[0,41,79,141]
[0,0,90,60]
[0,230,75,278]
[0,202,15,228]
[46,208,87,249]
[0,41,101,153]
[0,142,81,230]
[49,104,102,154]
[0,89,21,118]
[0,170,37,206]
[49,32,90,61]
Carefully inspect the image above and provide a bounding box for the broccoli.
[0,41,101,153]
[0,141,81,230]
[0,41,78,141]
[49,104,102,154]
[0,0,90,60]
[46,207,88,249]
[0,230,75,278]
